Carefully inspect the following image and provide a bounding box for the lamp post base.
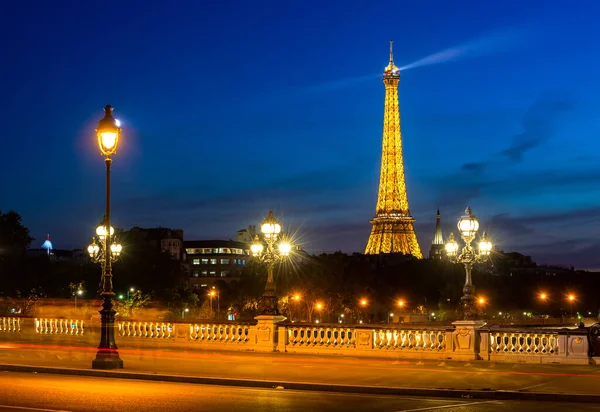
[459,294,477,320]
[92,295,124,370]
[259,293,279,316]
[92,352,124,370]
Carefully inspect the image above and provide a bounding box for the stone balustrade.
[35,318,85,336]
[0,317,21,332]
[0,316,596,365]
[118,321,173,339]
[189,323,252,344]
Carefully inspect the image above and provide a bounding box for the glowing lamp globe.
[96,224,115,239]
[278,242,291,257]
[110,243,122,257]
[251,242,264,256]
[458,207,479,239]
[445,232,459,257]
[96,105,121,157]
[478,232,492,256]
[87,238,100,258]
[260,211,281,239]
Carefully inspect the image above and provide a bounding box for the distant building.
[429,208,445,259]
[237,225,257,244]
[125,227,184,260]
[41,234,53,256]
[184,240,251,290]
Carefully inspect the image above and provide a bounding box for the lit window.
[221,271,230,277]
[221,258,230,265]
[192,271,199,277]
[201,270,208,276]
[210,258,217,264]
[202,258,209,264]
[242,260,246,265]
[193,259,200,265]
[209,271,216,276]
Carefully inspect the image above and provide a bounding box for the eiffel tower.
[364,41,422,258]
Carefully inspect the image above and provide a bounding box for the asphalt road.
[2,344,600,397]
[0,372,599,412]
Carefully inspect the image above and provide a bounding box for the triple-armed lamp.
[251,211,292,315]
[445,207,492,319]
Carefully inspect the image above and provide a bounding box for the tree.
[165,281,199,320]
[0,211,33,258]
[0,211,34,295]
[114,289,152,318]
[114,229,185,299]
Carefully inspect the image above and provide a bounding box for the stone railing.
[118,321,173,339]
[189,323,253,345]
[284,324,447,359]
[480,326,590,364]
[35,318,85,336]
[0,316,595,365]
[0,317,21,333]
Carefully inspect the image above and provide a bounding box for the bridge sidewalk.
[1,343,600,402]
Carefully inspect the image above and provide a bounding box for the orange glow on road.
[3,342,600,380]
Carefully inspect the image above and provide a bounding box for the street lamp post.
[568,294,575,318]
[209,290,216,317]
[88,105,124,369]
[445,207,493,320]
[74,289,83,307]
[251,211,292,315]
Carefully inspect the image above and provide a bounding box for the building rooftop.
[184,239,250,249]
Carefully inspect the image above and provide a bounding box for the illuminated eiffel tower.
[364,41,422,258]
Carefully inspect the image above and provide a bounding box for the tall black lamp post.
[90,105,124,369]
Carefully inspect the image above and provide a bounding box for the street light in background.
[212,286,220,312]
[315,302,323,322]
[127,287,136,301]
[88,105,124,370]
[74,289,84,307]
[251,211,292,315]
[209,290,216,317]
[445,207,493,319]
[568,294,576,318]
[289,293,301,322]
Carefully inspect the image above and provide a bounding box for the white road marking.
[0,406,72,412]
[519,382,549,390]
[396,400,501,412]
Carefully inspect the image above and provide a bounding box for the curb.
[1,363,600,404]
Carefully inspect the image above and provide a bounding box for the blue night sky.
[2,1,600,268]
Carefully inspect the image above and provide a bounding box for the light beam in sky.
[398,26,533,71]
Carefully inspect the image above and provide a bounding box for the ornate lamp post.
[87,220,123,266]
[88,105,124,369]
[251,211,292,315]
[445,207,492,320]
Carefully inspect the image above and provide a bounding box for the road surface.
[1,343,600,396]
[0,372,599,412]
